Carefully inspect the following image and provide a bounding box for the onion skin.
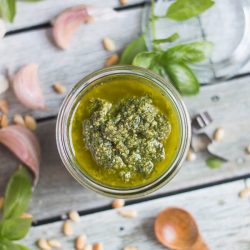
[0,125,41,185]
[12,64,46,111]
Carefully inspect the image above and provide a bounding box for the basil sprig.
[120,0,214,95]
[0,167,32,250]
[167,0,215,21]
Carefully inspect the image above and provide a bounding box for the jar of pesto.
[56,66,191,198]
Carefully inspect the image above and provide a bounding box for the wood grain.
[21,180,250,250]
[6,0,143,31]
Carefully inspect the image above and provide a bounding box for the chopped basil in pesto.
[83,96,171,182]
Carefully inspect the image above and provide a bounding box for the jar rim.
[56,66,191,198]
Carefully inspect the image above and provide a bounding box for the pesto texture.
[83,96,171,182]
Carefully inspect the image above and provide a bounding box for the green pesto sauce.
[71,74,180,188]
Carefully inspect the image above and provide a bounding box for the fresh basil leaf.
[163,41,213,64]
[0,0,16,22]
[120,34,147,65]
[206,156,224,169]
[166,0,214,21]
[0,239,20,250]
[3,167,32,219]
[15,245,31,250]
[132,51,156,68]
[153,32,180,45]
[0,218,32,240]
[164,63,199,95]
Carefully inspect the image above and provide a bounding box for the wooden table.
[1,0,250,249]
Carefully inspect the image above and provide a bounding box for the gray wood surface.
[0,77,249,221]
[21,180,250,250]
[6,0,143,31]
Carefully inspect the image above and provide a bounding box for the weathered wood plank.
[0,8,142,119]
[0,77,250,221]
[6,0,143,31]
[21,181,250,250]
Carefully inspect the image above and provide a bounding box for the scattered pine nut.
[186,149,196,161]
[103,37,116,51]
[53,82,67,94]
[13,114,25,126]
[0,114,8,128]
[93,243,103,250]
[75,234,87,250]
[118,209,138,218]
[48,239,62,248]
[124,246,139,250]
[37,239,51,250]
[120,0,128,6]
[20,213,33,219]
[69,210,80,222]
[0,99,9,113]
[105,54,119,66]
[63,220,74,236]
[239,187,250,198]
[213,127,224,141]
[245,146,250,154]
[24,115,37,130]
[112,199,125,209]
[0,197,4,210]
[84,244,93,250]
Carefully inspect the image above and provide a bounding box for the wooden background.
[0,0,250,249]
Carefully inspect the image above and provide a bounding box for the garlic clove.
[52,5,90,49]
[0,74,9,95]
[0,125,40,184]
[12,64,46,110]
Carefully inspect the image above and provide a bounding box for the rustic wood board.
[0,76,250,221]
[20,180,250,250]
[6,0,143,31]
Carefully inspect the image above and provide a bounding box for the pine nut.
[53,82,67,94]
[37,239,51,250]
[93,242,103,250]
[69,210,80,222]
[84,244,93,250]
[20,213,33,219]
[24,115,37,130]
[13,114,25,126]
[112,199,125,208]
[103,37,116,51]
[213,127,224,141]
[0,114,8,128]
[118,209,138,218]
[120,0,128,6]
[48,239,62,248]
[75,234,87,249]
[63,220,74,236]
[105,54,119,66]
[245,145,250,154]
[239,187,250,198]
[124,246,139,250]
[186,149,196,161]
[0,99,9,113]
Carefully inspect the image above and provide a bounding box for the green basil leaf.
[163,41,213,64]
[0,218,32,240]
[0,0,16,22]
[164,63,199,95]
[206,156,224,169]
[120,34,147,65]
[0,239,20,250]
[3,167,32,219]
[132,51,156,68]
[15,245,31,250]
[166,0,214,21]
[153,32,180,45]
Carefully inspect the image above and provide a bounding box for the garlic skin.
[0,19,6,39]
[12,64,46,110]
[0,74,9,95]
[0,125,40,184]
[52,5,90,49]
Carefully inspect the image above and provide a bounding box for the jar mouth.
[56,66,191,198]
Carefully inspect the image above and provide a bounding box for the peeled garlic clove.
[12,64,46,110]
[52,5,89,49]
[0,125,40,184]
[0,19,6,39]
[0,74,9,95]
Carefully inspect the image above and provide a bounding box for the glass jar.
[56,66,191,198]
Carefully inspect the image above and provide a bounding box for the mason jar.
[56,66,191,198]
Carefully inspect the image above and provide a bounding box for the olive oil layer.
[71,75,180,188]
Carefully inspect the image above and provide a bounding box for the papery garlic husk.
[52,5,90,49]
[12,64,46,110]
[0,125,41,184]
[0,74,9,95]
[0,19,6,39]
